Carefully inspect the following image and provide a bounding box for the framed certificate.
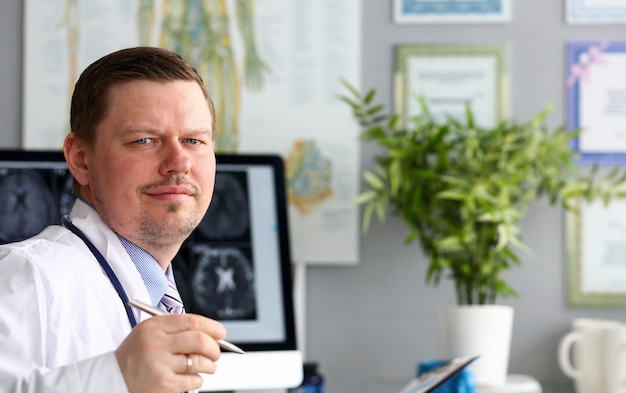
[566,0,626,24]
[567,41,626,165]
[567,197,626,307]
[393,0,512,24]
[394,43,509,129]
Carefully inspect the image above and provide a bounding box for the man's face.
[73,80,215,262]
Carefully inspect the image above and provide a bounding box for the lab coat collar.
[67,199,154,323]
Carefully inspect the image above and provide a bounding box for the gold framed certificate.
[567,196,626,307]
[394,43,509,129]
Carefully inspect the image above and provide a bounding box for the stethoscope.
[61,216,138,328]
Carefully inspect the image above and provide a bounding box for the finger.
[175,373,205,392]
[168,330,223,361]
[150,314,226,339]
[177,354,218,376]
[184,354,193,375]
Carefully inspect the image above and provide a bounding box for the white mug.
[558,318,622,393]
[603,323,626,393]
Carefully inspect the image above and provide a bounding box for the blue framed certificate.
[566,0,626,24]
[567,41,626,164]
[393,0,511,24]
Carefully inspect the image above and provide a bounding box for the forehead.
[105,80,211,116]
[108,79,207,102]
[96,80,213,135]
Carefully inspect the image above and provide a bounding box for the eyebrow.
[120,128,213,138]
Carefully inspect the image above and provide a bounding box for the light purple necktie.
[160,281,185,315]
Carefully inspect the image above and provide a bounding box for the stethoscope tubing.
[61,216,138,328]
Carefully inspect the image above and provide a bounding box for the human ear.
[63,132,90,187]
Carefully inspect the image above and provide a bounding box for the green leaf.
[354,190,378,204]
[363,171,385,190]
[339,78,360,99]
[361,203,375,232]
[436,236,463,251]
[366,104,385,116]
[437,189,467,201]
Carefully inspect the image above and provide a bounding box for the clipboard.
[399,356,479,393]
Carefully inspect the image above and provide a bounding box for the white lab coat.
[0,199,154,393]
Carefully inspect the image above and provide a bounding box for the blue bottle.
[289,362,324,393]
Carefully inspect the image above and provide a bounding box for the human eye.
[134,138,153,145]
[184,138,206,146]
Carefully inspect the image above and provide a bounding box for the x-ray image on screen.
[197,172,250,240]
[191,245,256,320]
[0,165,75,243]
[174,170,259,322]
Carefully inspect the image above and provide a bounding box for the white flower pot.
[436,305,514,387]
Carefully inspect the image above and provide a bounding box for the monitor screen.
[0,150,302,392]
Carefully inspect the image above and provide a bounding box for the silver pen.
[128,298,245,354]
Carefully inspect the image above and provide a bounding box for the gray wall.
[2,1,626,392]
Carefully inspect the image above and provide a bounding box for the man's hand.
[115,314,227,393]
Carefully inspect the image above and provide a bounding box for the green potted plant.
[340,82,626,386]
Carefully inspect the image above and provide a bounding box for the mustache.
[140,175,200,195]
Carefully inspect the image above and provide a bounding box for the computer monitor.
[174,153,302,391]
[0,150,303,392]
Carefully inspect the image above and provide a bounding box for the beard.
[136,201,201,249]
[92,175,208,254]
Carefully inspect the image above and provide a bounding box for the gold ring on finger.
[185,355,193,374]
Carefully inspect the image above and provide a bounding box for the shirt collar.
[117,235,168,307]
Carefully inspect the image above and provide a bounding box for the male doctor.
[0,46,227,392]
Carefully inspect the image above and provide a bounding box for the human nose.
[159,141,192,176]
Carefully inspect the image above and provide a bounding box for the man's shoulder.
[0,225,105,293]
[1,225,73,250]
[0,225,89,266]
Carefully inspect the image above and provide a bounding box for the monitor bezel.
[0,149,65,162]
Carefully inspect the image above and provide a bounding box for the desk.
[476,375,542,393]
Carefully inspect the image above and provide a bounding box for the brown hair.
[70,46,216,146]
